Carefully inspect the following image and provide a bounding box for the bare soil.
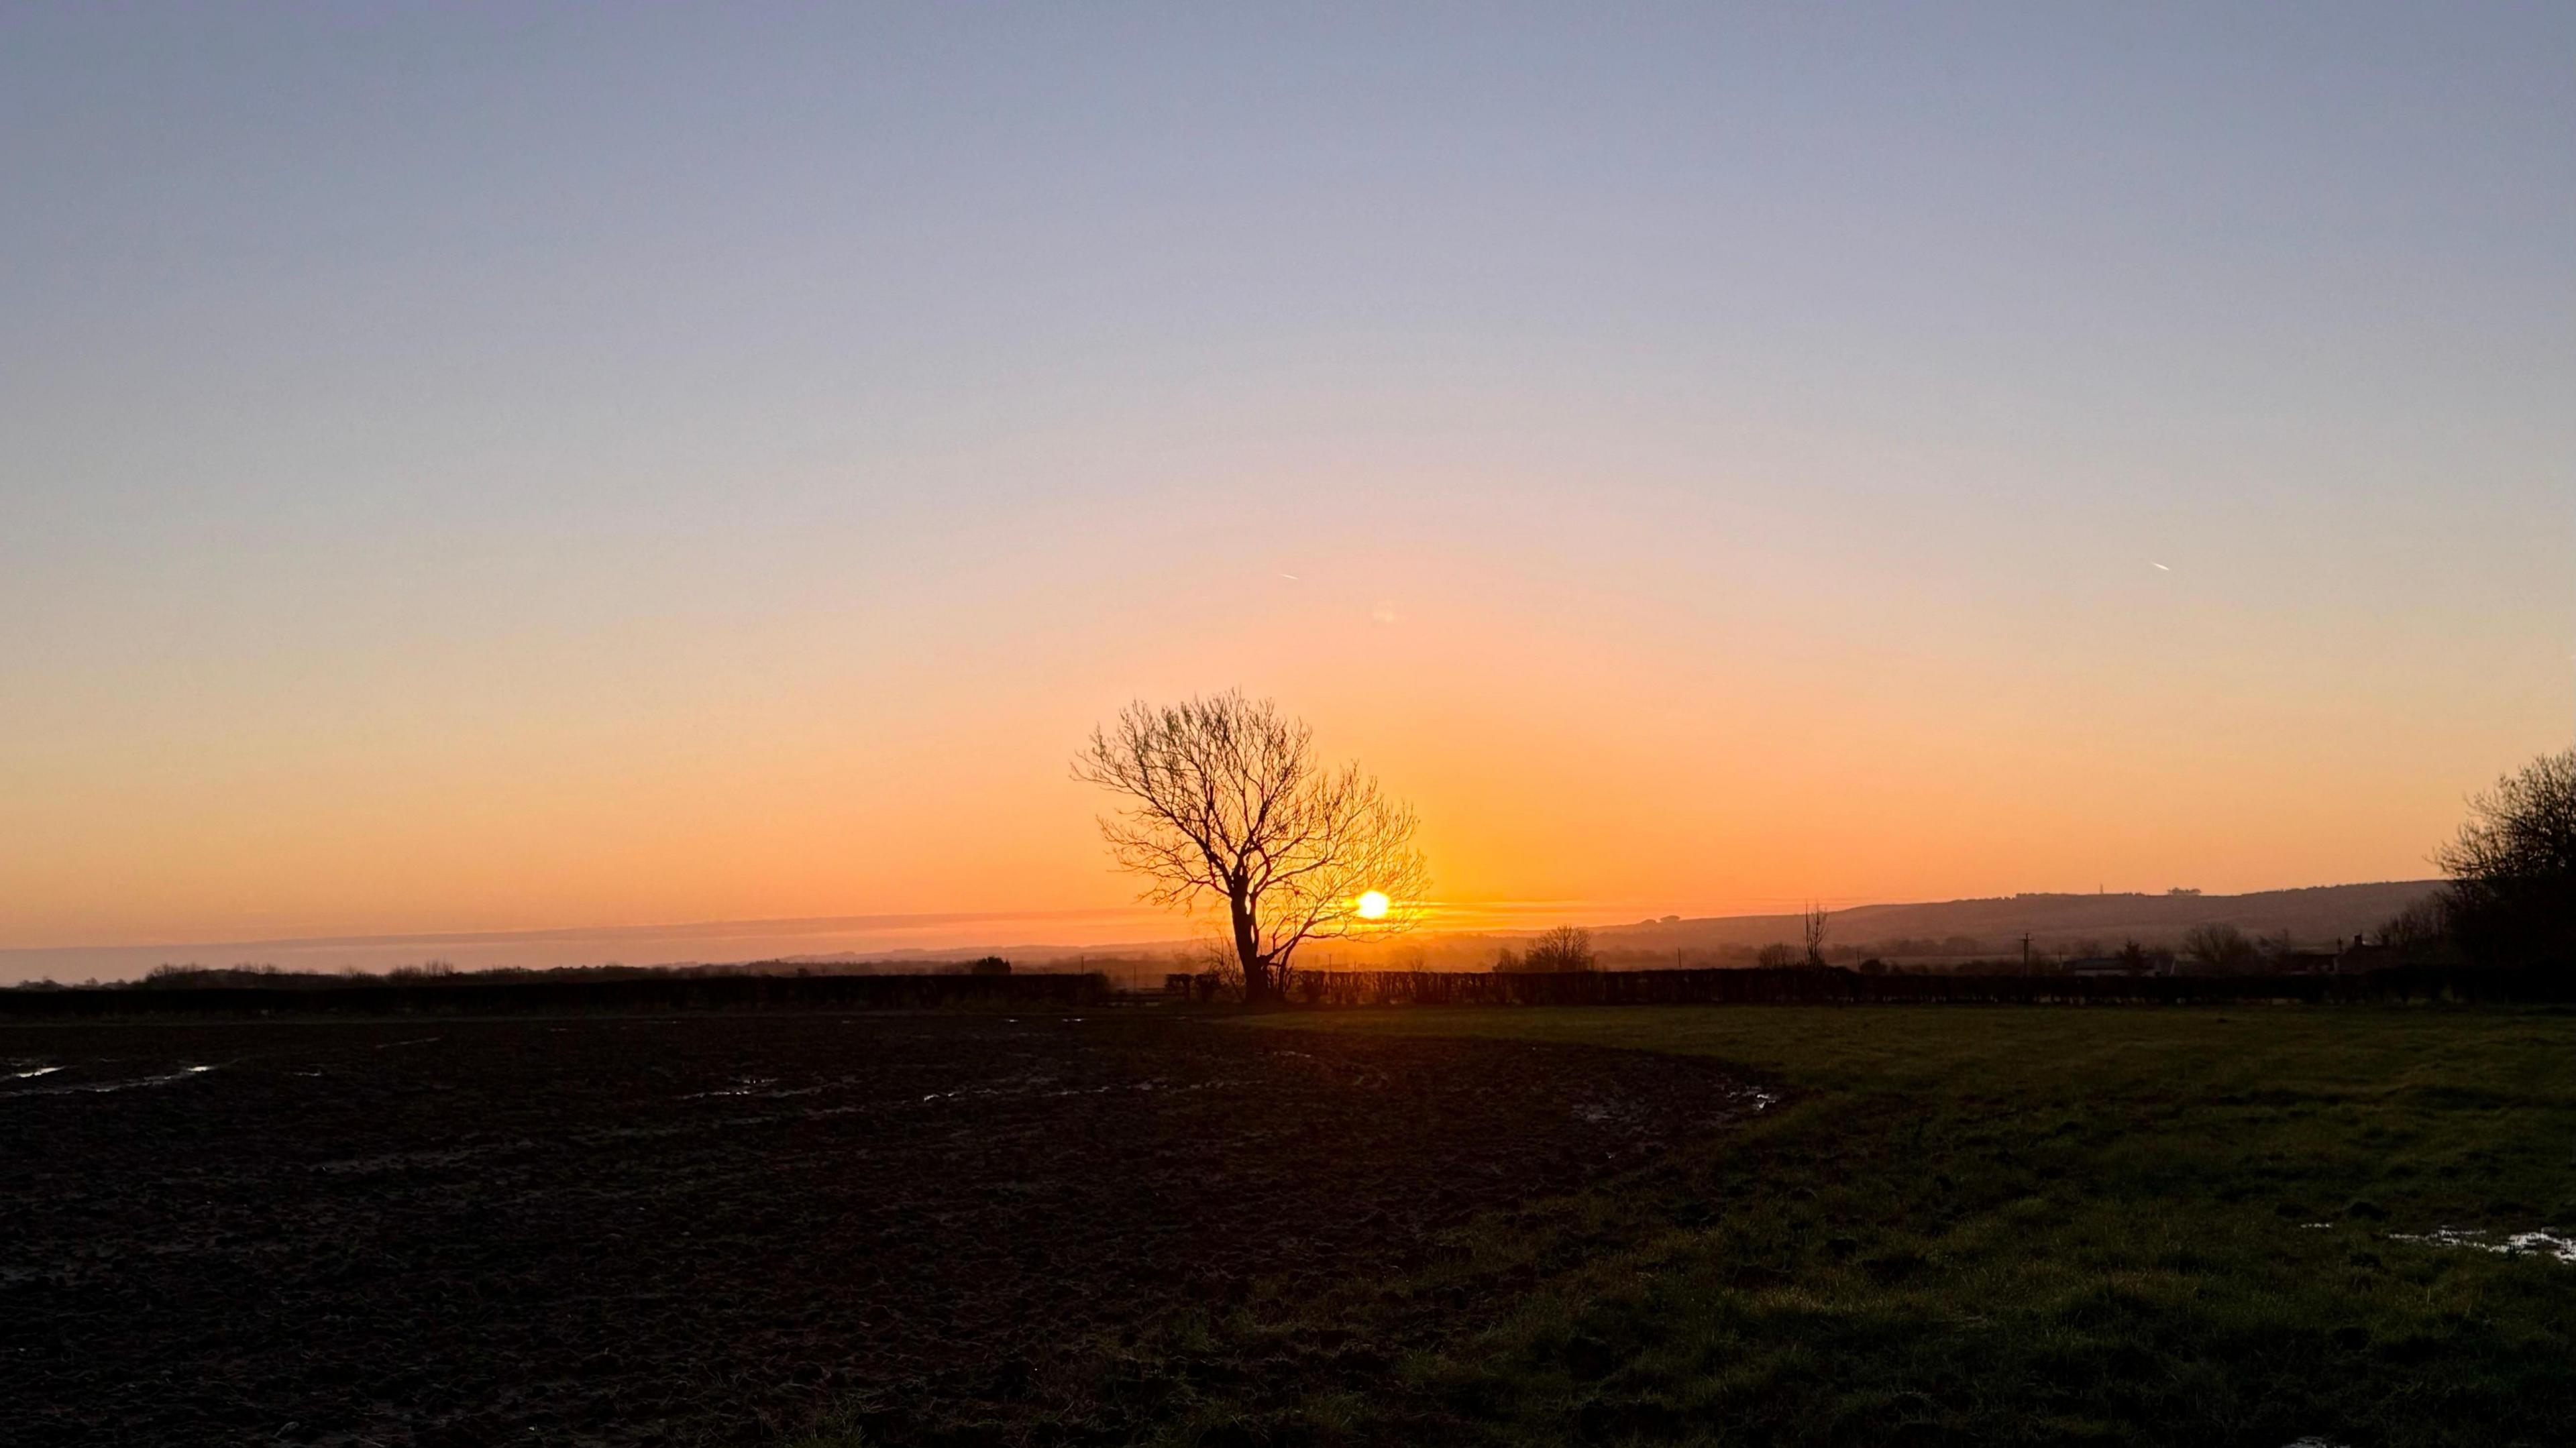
[3,1011,1760,1446]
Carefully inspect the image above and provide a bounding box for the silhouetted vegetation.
[2114,938,2176,975]
[1283,964,2571,1007]
[2275,748,2576,974]
[2434,747,2576,968]
[1509,926,1597,973]
[2376,891,2459,957]
[0,968,1105,1017]
[2180,921,2259,974]
[13,955,1089,997]
[1077,691,1429,1004]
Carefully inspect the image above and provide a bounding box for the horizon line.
[0,879,2443,962]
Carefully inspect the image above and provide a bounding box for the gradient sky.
[3,4,2570,962]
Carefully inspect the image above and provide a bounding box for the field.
[10,1005,2575,1447]
[1,1011,1754,1446]
[1238,1007,2576,1447]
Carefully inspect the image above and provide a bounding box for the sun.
[1354,890,1391,921]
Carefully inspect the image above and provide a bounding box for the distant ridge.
[1580,881,2443,954]
[782,882,2448,966]
[0,881,2445,985]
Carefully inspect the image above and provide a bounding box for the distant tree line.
[1287,964,2576,1008]
[3,970,1106,1018]
[12,956,1050,993]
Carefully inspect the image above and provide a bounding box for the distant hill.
[1583,881,2442,957]
[786,883,2447,969]
[2,882,2448,986]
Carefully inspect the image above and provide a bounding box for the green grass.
[1217,1006,2576,1447]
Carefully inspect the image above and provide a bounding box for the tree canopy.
[1076,691,1428,1003]
[2434,748,2576,966]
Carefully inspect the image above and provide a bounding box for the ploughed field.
[2,1012,1763,1447]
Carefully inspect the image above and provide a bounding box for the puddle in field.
[4,1064,221,1098]
[372,1037,442,1050]
[676,1064,1254,1110]
[2388,1227,2576,1264]
[9,1063,62,1080]
[686,1076,784,1099]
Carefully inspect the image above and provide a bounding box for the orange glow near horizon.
[1,517,2553,962]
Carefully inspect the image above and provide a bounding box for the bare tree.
[1181,928,1247,997]
[2434,748,2576,966]
[2375,894,2454,956]
[2180,922,2259,974]
[1521,925,1597,972]
[1076,691,1430,1005]
[1802,903,1831,968]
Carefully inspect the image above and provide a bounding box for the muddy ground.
[3,1011,1762,1446]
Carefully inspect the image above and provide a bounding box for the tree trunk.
[1230,894,1271,1005]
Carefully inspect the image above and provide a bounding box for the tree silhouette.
[2435,748,2576,966]
[2180,922,2258,974]
[1802,904,1831,968]
[1522,926,1597,972]
[1076,691,1428,1004]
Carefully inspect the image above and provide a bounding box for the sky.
[2,4,2570,973]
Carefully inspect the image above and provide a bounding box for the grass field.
[1171,1005,2576,1447]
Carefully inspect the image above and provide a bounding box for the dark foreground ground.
[3,1011,1761,1447]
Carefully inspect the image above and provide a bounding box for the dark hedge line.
[0,971,1110,1018]
[1284,964,2574,1007]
